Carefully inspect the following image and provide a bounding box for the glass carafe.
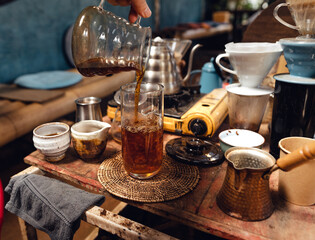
[72,2,152,77]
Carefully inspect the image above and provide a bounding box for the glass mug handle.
[215,53,237,76]
[135,16,142,26]
[98,0,105,8]
[273,3,298,30]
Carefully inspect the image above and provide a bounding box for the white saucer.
[274,74,315,85]
[226,83,273,96]
[219,129,265,153]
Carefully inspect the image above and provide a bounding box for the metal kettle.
[143,38,202,95]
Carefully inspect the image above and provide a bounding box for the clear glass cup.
[120,82,164,179]
[226,84,272,132]
[111,104,122,143]
[110,90,123,143]
[72,4,151,77]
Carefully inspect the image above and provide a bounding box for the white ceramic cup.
[33,122,70,162]
[215,42,282,88]
[278,137,315,206]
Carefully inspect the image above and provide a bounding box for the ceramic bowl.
[33,122,70,162]
[279,38,315,78]
[71,120,111,161]
[219,129,265,153]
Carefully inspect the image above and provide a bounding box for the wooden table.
[23,118,315,240]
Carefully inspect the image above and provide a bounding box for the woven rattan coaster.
[97,152,200,202]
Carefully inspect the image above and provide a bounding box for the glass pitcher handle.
[98,0,105,8]
[273,3,298,30]
[135,16,142,26]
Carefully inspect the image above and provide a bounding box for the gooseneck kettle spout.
[182,44,203,84]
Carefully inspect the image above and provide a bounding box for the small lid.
[166,137,224,166]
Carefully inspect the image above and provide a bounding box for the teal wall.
[159,0,204,29]
[0,0,203,83]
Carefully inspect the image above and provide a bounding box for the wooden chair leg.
[18,217,38,240]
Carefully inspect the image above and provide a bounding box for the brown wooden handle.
[277,141,315,171]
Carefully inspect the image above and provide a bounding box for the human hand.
[107,0,151,23]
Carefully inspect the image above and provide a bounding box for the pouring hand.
[107,0,152,23]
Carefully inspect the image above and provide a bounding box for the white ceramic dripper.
[216,42,283,88]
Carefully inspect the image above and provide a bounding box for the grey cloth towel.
[5,174,105,240]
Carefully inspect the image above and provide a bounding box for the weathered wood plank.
[83,206,178,240]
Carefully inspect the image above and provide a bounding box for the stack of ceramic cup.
[216,42,283,133]
[270,0,315,158]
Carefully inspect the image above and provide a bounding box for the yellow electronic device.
[107,88,228,138]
